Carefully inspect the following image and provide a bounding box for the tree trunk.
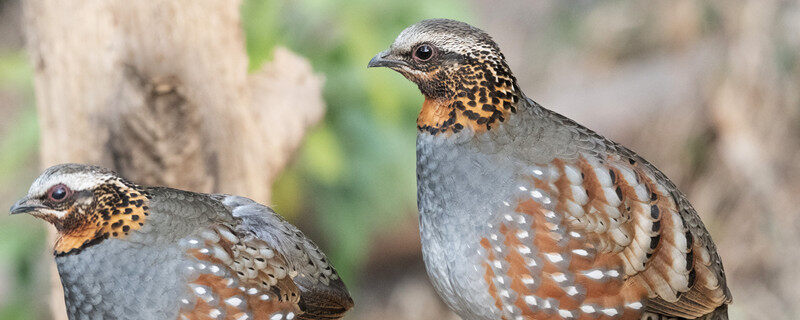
[22,1,325,318]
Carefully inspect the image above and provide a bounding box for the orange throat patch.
[54,182,150,255]
[417,95,517,135]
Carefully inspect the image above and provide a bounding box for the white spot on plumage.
[270,315,283,320]
[259,248,275,259]
[522,277,535,285]
[563,165,582,184]
[626,302,643,309]
[524,295,537,305]
[286,313,295,320]
[594,167,612,186]
[199,248,210,254]
[212,245,233,264]
[518,245,531,254]
[565,286,579,296]
[580,305,595,313]
[216,227,239,243]
[532,169,544,176]
[570,231,581,238]
[519,186,528,191]
[601,308,619,316]
[517,230,529,239]
[259,294,271,301]
[493,260,502,268]
[194,286,207,295]
[552,273,567,282]
[545,253,563,263]
[607,270,620,277]
[531,190,542,198]
[566,200,585,218]
[558,309,573,318]
[584,270,604,279]
[570,186,589,205]
[225,297,243,307]
[200,229,220,243]
[209,309,222,318]
[491,234,498,240]
[247,288,258,295]
[572,249,589,256]
[500,290,510,298]
[504,214,513,221]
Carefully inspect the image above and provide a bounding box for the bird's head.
[369,19,522,135]
[10,164,150,255]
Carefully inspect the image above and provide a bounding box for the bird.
[10,164,353,320]
[368,19,731,320]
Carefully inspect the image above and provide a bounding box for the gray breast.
[55,238,191,320]
[416,129,526,320]
[415,102,585,319]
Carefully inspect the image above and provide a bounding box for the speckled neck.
[54,180,150,256]
[417,53,522,135]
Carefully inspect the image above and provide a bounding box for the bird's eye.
[413,44,434,61]
[47,184,72,202]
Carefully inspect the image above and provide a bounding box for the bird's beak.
[9,197,45,215]
[368,50,406,69]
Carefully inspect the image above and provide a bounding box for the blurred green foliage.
[241,0,472,282]
[0,2,474,317]
[0,50,44,319]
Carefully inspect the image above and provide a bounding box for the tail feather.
[699,304,728,320]
[641,304,728,320]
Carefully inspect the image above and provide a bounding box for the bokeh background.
[1,0,799,319]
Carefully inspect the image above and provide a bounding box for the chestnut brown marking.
[514,187,646,319]
[481,155,725,318]
[498,223,540,315]
[480,238,507,318]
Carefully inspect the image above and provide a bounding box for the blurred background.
[1,0,799,319]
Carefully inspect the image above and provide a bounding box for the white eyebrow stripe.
[29,172,113,197]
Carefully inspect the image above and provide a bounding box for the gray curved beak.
[9,197,43,215]
[368,50,406,69]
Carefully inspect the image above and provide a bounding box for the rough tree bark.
[22,1,326,318]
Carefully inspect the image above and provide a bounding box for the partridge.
[369,19,731,320]
[10,164,353,320]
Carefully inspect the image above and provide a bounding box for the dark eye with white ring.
[413,44,434,61]
[47,184,72,202]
